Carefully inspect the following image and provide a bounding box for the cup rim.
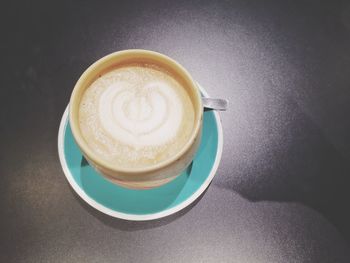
[69,49,203,174]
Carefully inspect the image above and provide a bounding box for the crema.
[78,63,195,168]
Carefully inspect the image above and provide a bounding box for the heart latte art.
[99,81,182,147]
[79,64,195,168]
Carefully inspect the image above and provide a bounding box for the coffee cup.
[69,50,203,189]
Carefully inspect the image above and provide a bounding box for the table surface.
[2,0,350,262]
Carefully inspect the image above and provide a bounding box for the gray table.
[2,1,350,262]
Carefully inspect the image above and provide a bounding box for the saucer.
[58,85,223,221]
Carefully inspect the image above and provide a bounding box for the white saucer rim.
[57,84,223,221]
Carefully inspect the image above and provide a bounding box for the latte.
[78,63,195,169]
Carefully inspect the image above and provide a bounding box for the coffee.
[78,62,195,169]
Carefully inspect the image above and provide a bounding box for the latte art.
[79,63,195,168]
[99,81,183,148]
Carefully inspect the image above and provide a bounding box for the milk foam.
[79,64,195,168]
[99,81,182,148]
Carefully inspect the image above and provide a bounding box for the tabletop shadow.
[219,92,350,242]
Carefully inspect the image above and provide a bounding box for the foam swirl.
[98,81,183,148]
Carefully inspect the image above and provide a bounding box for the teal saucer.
[58,87,223,221]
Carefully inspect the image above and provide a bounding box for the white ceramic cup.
[69,50,203,189]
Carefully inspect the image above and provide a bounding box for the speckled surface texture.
[1,0,350,262]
